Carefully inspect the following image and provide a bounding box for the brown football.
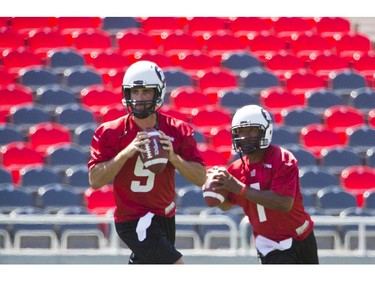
[140,128,168,174]
[202,170,228,207]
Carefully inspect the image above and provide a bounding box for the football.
[140,128,168,174]
[202,169,229,207]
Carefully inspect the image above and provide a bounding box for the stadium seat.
[285,144,317,167]
[271,126,299,146]
[289,32,333,62]
[305,88,345,116]
[340,165,375,202]
[84,185,116,215]
[62,66,103,93]
[80,85,122,121]
[175,209,202,249]
[73,123,97,149]
[323,105,365,134]
[348,87,375,111]
[8,104,51,130]
[239,66,280,92]
[63,164,90,190]
[169,86,212,114]
[25,28,70,56]
[281,107,321,133]
[197,143,229,167]
[100,105,127,123]
[308,52,350,79]
[319,147,363,176]
[190,105,232,133]
[28,122,71,156]
[35,85,76,112]
[56,206,107,249]
[0,84,33,111]
[263,51,305,80]
[300,123,347,156]
[316,186,358,215]
[35,183,84,213]
[185,17,227,35]
[0,167,13,186]
[333,32,372,59]
[363,190,375,209]
[339,207,375,251]
[0,66,16,86]
[54,103,95,129]
[45,144,88,173]
[365,147,375,167]
[351,51,375,84]
[18,166,61,191]
[0,27,25,53]
[116,29,159,56]
[218,88,258,114]
[69,28,112,55]
[0,187,34,214]
[101,17,140,35]
[259,86,305,124]
[328,70,367,97]
[369,109,375,129]
[161,31,202,58]
[10,206,59,250]
[272,17,314,38]
[244,32,288,61]
[176,51,219,76]
[220,51,261,75]
[202,31,247,60]
[229,17,272,34]
[158,104,190,123]
[1,48,44,75]
[0,124,24,146]
[141,16,184,36]
[284,69,326,95]
[346,126,375,153]
[85,49,130,73]
[134,51,174,69]
[17,66,60,91]
[46,48,86,74]
[176,186,207,214]
[56,17,102,32]
[315,17,351,35]
[163,68,194,92]
[9,17,57,34]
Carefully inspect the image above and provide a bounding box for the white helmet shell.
[231,104,273,150]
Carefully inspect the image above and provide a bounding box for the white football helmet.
[122,60,166,119]
[231,104,273,154]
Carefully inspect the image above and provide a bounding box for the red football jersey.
[88,113,205,222]
[227,145,314,242]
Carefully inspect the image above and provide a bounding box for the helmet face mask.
[231,105,273,155]
[122,61,166,119]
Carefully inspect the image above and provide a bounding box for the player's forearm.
[89,150,130,189]
[170,155,206,187]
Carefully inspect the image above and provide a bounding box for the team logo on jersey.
[250,169,256,177]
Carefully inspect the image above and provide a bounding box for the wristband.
[239,185,247,197]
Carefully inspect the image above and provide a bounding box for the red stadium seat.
[272,17,314,39]
[197,67,237,92]
[100,104,128,123]
[80,85,122,121]
[9,17,57,34]
[161,31,202,57]
[333,32,372,59]
[229,17,272,35]
[185,17,228,35]
[176,50,219,76]
[289,32,333,62]
[133,51,174,69]
[264,51,306,80]
[116,29,159,57]
[300,123,347,156]
[259,86,306,124]
[0,141,44,184]
[169,86,212,114]
[243,31,288,62]
[368,109,375,129]
[351,51,375,84]
[190,105,232,133]
[0,84,33,111]
[340,165,375,196]
[284,69,326,95]
[308,51,350,79]
[323,105,365,134]
[158,104,190,123]
[88,49,131,72]
[0,27,25,53]
[56,17,102,33]
[315,17,351,35]
[28,122,72,156]
[25,28,70,56]
[1,48,44,74]
[140,17,184,37]
[0,66,16,86]
[197,143,229,167]
[84,184,116,215]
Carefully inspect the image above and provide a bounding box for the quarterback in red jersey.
[88,60,206,264]
[207,104,319,264]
